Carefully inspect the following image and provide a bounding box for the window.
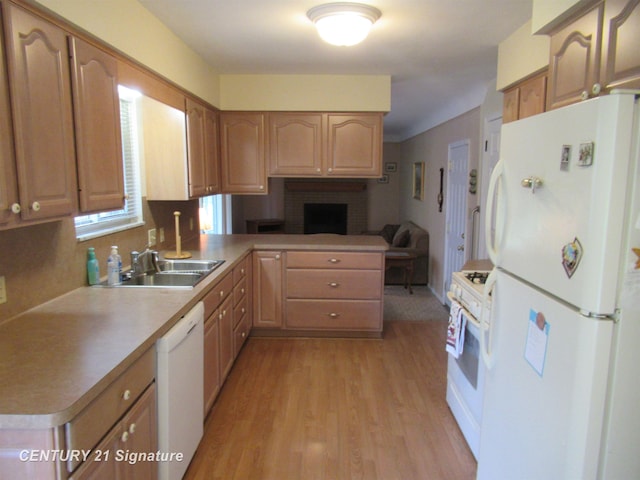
[75,86,143,241]
[199,194,232,234]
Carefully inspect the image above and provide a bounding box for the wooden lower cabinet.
[70,384,157,480]
[252,250,384,336]
[218,294,234,381]
[203,309,221,415]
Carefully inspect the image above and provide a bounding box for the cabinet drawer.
[65,347,154,470]
[233,294,249,328]
[233,256,249,284]
[286,269,382,299]
[233,276,247,306]
[285,299,382,330]
[203,272,233,318]
[233,313,251,357]
[286,251,382,270]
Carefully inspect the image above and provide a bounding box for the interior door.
[443,140,469,303]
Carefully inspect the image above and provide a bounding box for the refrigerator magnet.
[562,237,583,278]
[525,309,550,377]
[578,142,594,166]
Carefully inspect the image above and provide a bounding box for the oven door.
[446,304,485,459]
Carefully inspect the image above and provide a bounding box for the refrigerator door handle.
[480,269,497,370]
[485,159,505,265]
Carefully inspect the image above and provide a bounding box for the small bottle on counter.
[87,247,100,285]
[107,246,122,286]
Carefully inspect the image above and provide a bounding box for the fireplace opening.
[304,203,348,235]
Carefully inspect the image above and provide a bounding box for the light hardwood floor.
[184,320,477,480]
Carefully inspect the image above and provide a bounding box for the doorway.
[443,139,469,304]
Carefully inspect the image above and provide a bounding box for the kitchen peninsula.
[0,233,387,478]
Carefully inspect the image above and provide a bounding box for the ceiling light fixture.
[307,2,382,47]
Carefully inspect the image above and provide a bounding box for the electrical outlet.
[0,276,6,304]
[148,228,157,247]
[159,227,165,243]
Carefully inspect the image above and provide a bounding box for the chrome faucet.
[131,246,160,275]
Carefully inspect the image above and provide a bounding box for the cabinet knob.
[328,313,340,318]
[328,282,340,288]
[241,288,245,295]
[128,423,136,435]
[275,254,280,260]
[316,168,321,173]
[241,307,246,314]
[241,268,245,275]
[122,389,131,401]
[10,203,21,214]
[580,90,589,101]
[328,168,333,173]
[220,290,224,298]
[31,201,41,212]
[259,185,264,190]
[241,331,246,338]
[121,431,129,442]
[592,83,602,96]
[328,258,340,264]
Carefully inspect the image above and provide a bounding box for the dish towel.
[446,300,466,358]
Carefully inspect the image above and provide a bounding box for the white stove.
[446,268,493,459]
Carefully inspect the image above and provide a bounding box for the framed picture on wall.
[413,162,424,200]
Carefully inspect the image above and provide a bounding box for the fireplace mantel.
[285,181,367,193]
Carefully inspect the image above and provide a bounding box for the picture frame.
[413,162,424,200]
[377,174,389,184]
[384,162,397,173]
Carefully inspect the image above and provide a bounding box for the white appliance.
[478,92,640,480]
[157,302,204,480]
[446,270,491,459]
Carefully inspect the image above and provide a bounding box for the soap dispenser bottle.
[87,247,100,285]
[107,246,122,286]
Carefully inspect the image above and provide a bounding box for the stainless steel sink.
[96,259,224,288]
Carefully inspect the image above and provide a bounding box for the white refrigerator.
[478,92,640,480]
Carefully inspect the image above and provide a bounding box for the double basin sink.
[100,259,224,288]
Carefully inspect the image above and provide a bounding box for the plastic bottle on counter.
[107,246,122,286]
[87,247,100,285]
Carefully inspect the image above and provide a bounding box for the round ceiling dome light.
[307,2,382,47]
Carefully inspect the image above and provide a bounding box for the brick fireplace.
[284,180,368,234]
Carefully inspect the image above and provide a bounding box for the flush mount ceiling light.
[307,2,382,47]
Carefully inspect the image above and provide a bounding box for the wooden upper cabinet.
[547,1,604,110]
[3,3,77,222]
[326,113,382,177]
[69,37,124,214]
[601,0,640,90]
[220,112,267,194]
[0,16,17,228]
[502,69,547,124]
[269,113,323,176]
[186,98,207,197]
[204,108,220,194]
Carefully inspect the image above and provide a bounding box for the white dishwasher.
[156,301,204,480]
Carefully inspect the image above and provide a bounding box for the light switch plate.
[0,276,6,304]
[148,228,157,247]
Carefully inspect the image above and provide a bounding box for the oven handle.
[479,269,497,370]
[446,292,481,330]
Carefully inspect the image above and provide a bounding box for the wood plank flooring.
[184,320,477,480]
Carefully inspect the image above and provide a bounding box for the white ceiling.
[138,0,533,142]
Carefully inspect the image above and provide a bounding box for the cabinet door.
[220,112,267,193]
[204,108,220,194]
[326,114,382,177]
[518,72,547,120]
[0,23,17,228]
[186,98,207,198]
[219,295,234,381]
[601,0,640,90]
[252,251,283,328]
[268,112,323,176]
[70,37,124,213]
[203,311,221,416]
[502,87,520,124]
[547,2,604,110]
[3,4,77,221]
[117,384,157,480]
